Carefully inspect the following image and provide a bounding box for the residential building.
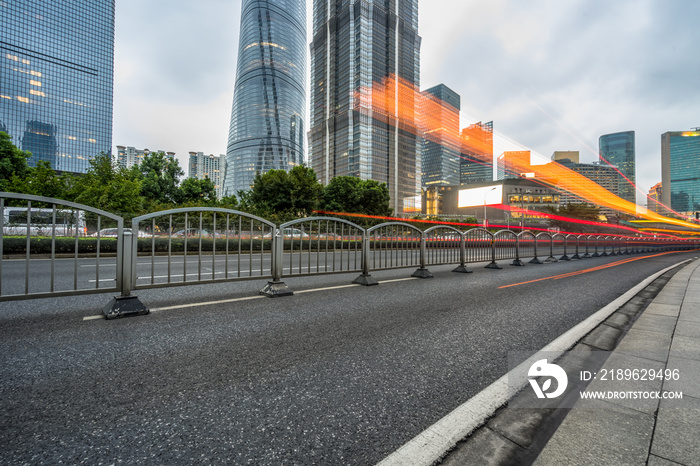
[189,152,224,199]
[309,0,422,214]
[223,0,306,195]
[599,131,636,204]
[0,0,115,173]
[460,121,494,185]
[116,146,175,169]
[421,84,460,186]
[661,130,700,215]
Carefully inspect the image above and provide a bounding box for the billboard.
[458,185,503,208]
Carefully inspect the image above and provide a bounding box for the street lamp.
[483,186,498,228]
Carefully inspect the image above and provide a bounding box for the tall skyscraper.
[189,152,224,199]
[421,84,460,186]
[661,130,700,214]
[599,131,636,204]
[309,0,422,214]
[460,121,494,185]
[223,0,306,196]
[497,151,530,181]
[0,1,115,173]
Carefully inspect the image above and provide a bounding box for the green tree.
[69,153,143,219]
[0,131,30,191]
[248,165,323,220]
[321,176,392,217]
[133,151,184,206]
[9,161,67,199]
[179,177,217,204]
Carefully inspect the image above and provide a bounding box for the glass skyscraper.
[0,1,114,173]
[421,84,460,187]
[661,130,700,214]
[599,131,636,203]
[461,121,494,185]
[309,0,421,214]
[223,0,306,196]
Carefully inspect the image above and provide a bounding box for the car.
[263,228,310,239]
[91,228,150,238]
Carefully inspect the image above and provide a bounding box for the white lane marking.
[376,258,695,466]
[82,273,425,320]
[150,295,267,312]
[82,315,104,321]
[295,284,360,294]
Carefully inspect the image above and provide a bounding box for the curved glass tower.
[223,0,306,196]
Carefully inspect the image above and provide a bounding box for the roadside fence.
[1,192,697,319]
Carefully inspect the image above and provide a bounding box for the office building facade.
[599,131,636,204]
[648,182,663,214]
[309,0,422,214]
[189,152,224,199]
[223,0,306,196]
[421,84,460,186]
[554,158,619,216]
[460,121,494,184]
[661,130,700,214]
[0,0,115,173]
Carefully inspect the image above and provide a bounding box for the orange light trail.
[498,251,692,289]
[358,74,700,232]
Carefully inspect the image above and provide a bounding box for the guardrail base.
[545,256,558,263]
[412,267,434,279]
[452,265,473,273]
[353,274,379,286]
[485,262,502,269]
[103,296,149,320]
[583,253,592,258]
[260,281,293,297]
[571,254,581,260]
[511,259,525,266]
[529,257,544,264]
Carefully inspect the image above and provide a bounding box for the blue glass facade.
[421,84,460,187]
[599,131,635,203]
[224,0,306,195]
[0,0,114,173]
[662,131,700,214]
[309,0,422,214]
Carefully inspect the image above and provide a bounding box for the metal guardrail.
[1,193,699,319]
[0,192,124,301]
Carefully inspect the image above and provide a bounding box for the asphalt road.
[0,250,697,464]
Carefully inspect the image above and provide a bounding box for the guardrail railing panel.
[464,228,491,264]
[0,192,123,301]
[424,226,462,266]
[367,222,422,271]
[279,217,364,277]
[132,208,275,290]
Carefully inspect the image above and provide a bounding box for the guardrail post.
[353,230,379,285]
[452,233,472,273]
[412,232,434,278]
[609,237,618,256]
[545,235,557,262]
[261,227,293,297]
[592,236,600,257]
[583,236,591,258]
[560,236,571,261]
[529,234,543,264]
[103,230,149,319]
[511,233,524,266]
[571,236,581,260]
[485,235,502,269]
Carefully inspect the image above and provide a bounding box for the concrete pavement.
[440,258,700,465]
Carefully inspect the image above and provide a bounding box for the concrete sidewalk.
[441,258,700,466]
[533,259,700,466]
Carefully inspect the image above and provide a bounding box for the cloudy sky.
[114,0,700,204]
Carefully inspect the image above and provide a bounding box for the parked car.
[171,228,215,238]
[91,228,150,238]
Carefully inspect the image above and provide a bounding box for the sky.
[113,0,700,205]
